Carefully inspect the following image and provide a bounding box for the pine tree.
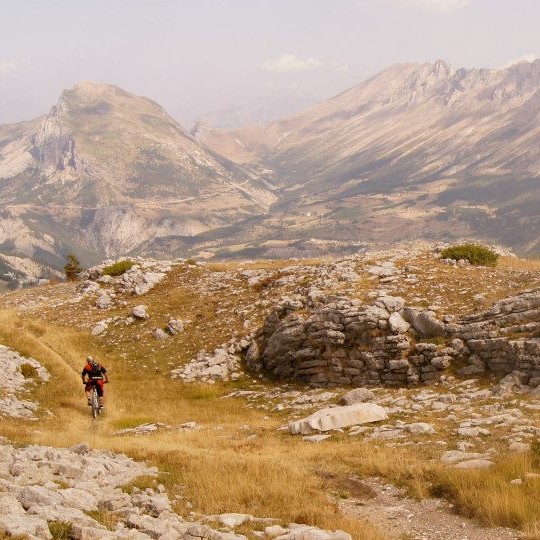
[64,254,83,281]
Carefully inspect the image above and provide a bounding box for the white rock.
[216,513,253,528]
[457,427,490,437]
[18,485,63,509]
[388,312,411,334]
[132,305,149,319]
[441,451,488,464]
[454,459,494,469]
[0,514,52,539]
[302,435,331,443]
[152,328,168,340]
[403,423,435,435]
[339,388,375,405]
[91,321,108,336]
[288,404,387,435]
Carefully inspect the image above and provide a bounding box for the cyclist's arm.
[81,367,88,383]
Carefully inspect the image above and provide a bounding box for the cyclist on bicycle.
[82,356,109,408]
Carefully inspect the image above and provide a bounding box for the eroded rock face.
[252,295,452,386]
[251,288,540,386]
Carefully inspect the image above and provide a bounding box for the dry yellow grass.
[0,312,383,539]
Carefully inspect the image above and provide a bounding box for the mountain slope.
[0,82,276,271]
[202,60,540,254]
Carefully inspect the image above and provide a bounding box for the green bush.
[102,259,134,276]
[440,243,499,266]
[19,363,38,379]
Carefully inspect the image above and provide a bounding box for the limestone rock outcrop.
[248,288,540,387]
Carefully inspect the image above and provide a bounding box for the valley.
[3,60,540,287]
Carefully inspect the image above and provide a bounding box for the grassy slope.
[0,254,540,538]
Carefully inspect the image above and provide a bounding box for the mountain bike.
[85,378,106,418]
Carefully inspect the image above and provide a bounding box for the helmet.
[87,356,93,362]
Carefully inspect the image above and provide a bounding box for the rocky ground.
[340,478,523,540]
[0,345,50,419]
[0,438,350,540]
[0,245,539,539]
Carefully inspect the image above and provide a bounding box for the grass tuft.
[86,509,121,530]
[19,363,38,379]
[48,521,72,539]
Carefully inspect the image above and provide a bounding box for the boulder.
[288,404,387,435]
[403,422,435,435]
[18,485,63,509]
[91,321,108,336]
[441,451,488,464]
[167,319,184,335]
[0,514,52,539]
[388,312,410,334]
[132,305,149,319]
[339,388,375,405]
[152,328,169,340]
[455,459,494,469]
[402,308,445,338]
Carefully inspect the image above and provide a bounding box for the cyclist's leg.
[97,380,105,407]
[85,382,92,405]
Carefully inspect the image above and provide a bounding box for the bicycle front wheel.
[91,387,100,418]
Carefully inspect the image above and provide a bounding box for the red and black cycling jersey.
[82,362,107,379]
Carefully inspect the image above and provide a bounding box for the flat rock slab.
[441,450,489,464]
[289,404,388,435]
[454,459,494,469]
[302,435,332,443]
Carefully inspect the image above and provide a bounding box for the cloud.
[502,54,539,68]
[334,64,349,73]
[377,0,471,12]
[262,54,322,73]
[0,60,16,75]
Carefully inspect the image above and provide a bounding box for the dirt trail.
[340,477,523,540]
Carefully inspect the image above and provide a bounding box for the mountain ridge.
[3,59,540,283]
[198,59,540,258]
[0,81,277,279]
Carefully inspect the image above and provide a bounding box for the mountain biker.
[82,356,109,408]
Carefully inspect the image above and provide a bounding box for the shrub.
[48,521,72,539]
[440,243,499,266]
[19,363,38,379]
[64,254,83,281]
[102,259,134,277]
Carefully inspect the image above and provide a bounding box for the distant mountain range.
[2,59,540,282]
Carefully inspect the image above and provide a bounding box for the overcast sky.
[1,0,540,126]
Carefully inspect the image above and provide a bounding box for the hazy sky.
[1,0,540,126]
